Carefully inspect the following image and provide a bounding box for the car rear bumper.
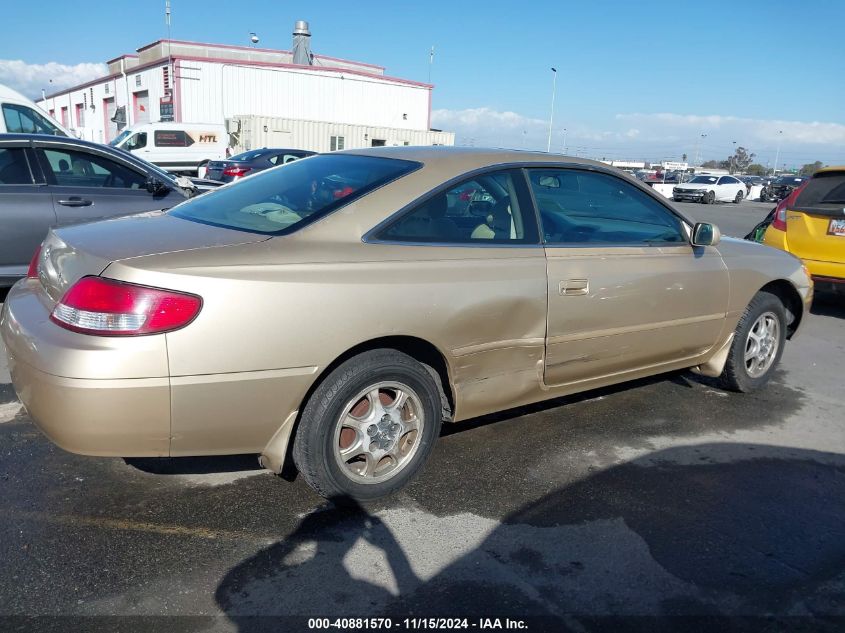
[1,278,318,459]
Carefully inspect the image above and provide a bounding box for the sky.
[1,0,843,168]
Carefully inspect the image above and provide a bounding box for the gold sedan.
[1,148,812,500]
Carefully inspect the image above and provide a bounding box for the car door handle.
[57,197,93,207]
[559,279,589,296]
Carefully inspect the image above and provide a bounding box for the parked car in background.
[205,148,316,183]
[109,122,228,177]
[0,133,218,287]
[1,147,811,500]
[764,167,845,291]
[672,174,746,204]
[1,84,70,136]
[760,175,807,202]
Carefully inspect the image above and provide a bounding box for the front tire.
[702,190,715,204]
[719,291,787,393]
[292,349,443,500]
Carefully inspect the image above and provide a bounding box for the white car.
[1,84,72,136]
[673,175,746,204]
[108,122,228,177]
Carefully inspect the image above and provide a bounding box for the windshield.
[108,129,133,147]
[170,154,420,235]
[689,176,718,184]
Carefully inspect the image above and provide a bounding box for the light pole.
[730,140,737,173]
[561,128,567,155]
[547,67,557,153]
[773,130,783,176]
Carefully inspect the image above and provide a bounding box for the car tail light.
[27,244,43,279]
[50,276,202,336]
[222,165,251,177]
[770,182,808,232]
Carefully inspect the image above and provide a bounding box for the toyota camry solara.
[0,148,813,500]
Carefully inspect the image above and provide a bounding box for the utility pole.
[773,129,783,176]
[547,67,557,153]
[561,128,567,154]
[428,46,435,84]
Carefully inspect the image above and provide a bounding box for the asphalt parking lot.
[1,199,843,632]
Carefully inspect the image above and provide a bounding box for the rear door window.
[39,148,148,189]
[0,147,33,184]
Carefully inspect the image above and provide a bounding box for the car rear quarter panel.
[103,236,548,454]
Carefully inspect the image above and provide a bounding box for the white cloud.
[0,59,107,100]
[432,106,845,164]
[616,112,845,146]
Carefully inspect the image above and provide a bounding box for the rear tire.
[734,190,744,204]
[719,291,787,393]
[292,349,442,501]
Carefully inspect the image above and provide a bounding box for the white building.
[37,23,453,152]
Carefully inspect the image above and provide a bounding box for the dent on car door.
[528,168,729,387]
[36,145,176,225]
[0,146,56,279]
[372,168,547,420]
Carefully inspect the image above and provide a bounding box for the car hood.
[39,211,268,301]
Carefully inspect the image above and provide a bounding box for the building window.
[163,66,171,90]
[135,75,142,87]
[104,83,110,94]
[330,135,345,151]
[75,103,84,127]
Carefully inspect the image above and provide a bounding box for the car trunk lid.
[786,171,845,263]
[38,210,269,302]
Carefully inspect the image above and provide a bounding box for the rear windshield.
[230,149,273,161]
[170,154,419,235]
[794,172,845,211]
[774,176,804,185]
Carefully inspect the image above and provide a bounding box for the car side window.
[376,169,538,244]
[40,148,147,190]
[0,148,33,185]
[718,176,732,185]
[2,103,64,136]
[528,169,687,245]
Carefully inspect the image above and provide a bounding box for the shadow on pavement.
[124,454,261,475]
[214,443,845,630]
[811,291,845,319]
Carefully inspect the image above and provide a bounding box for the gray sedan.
[0,133,211,287]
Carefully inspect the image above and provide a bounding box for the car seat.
[471,197,513,239]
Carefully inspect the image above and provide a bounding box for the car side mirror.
[691,222,721,246]
[145,177,169,196]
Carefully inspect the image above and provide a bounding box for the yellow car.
[764,167,845,290]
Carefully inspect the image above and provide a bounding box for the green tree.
[746,163,767,176]
[799,161,824,176]
[728,146,756,174]
[701,159,729,169]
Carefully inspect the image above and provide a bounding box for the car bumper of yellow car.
[763,227,845,283]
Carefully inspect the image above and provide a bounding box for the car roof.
[0,132,112,150]
[815,166,845,175]
[341,145,609,171]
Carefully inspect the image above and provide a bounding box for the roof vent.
[292,20,312,65]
